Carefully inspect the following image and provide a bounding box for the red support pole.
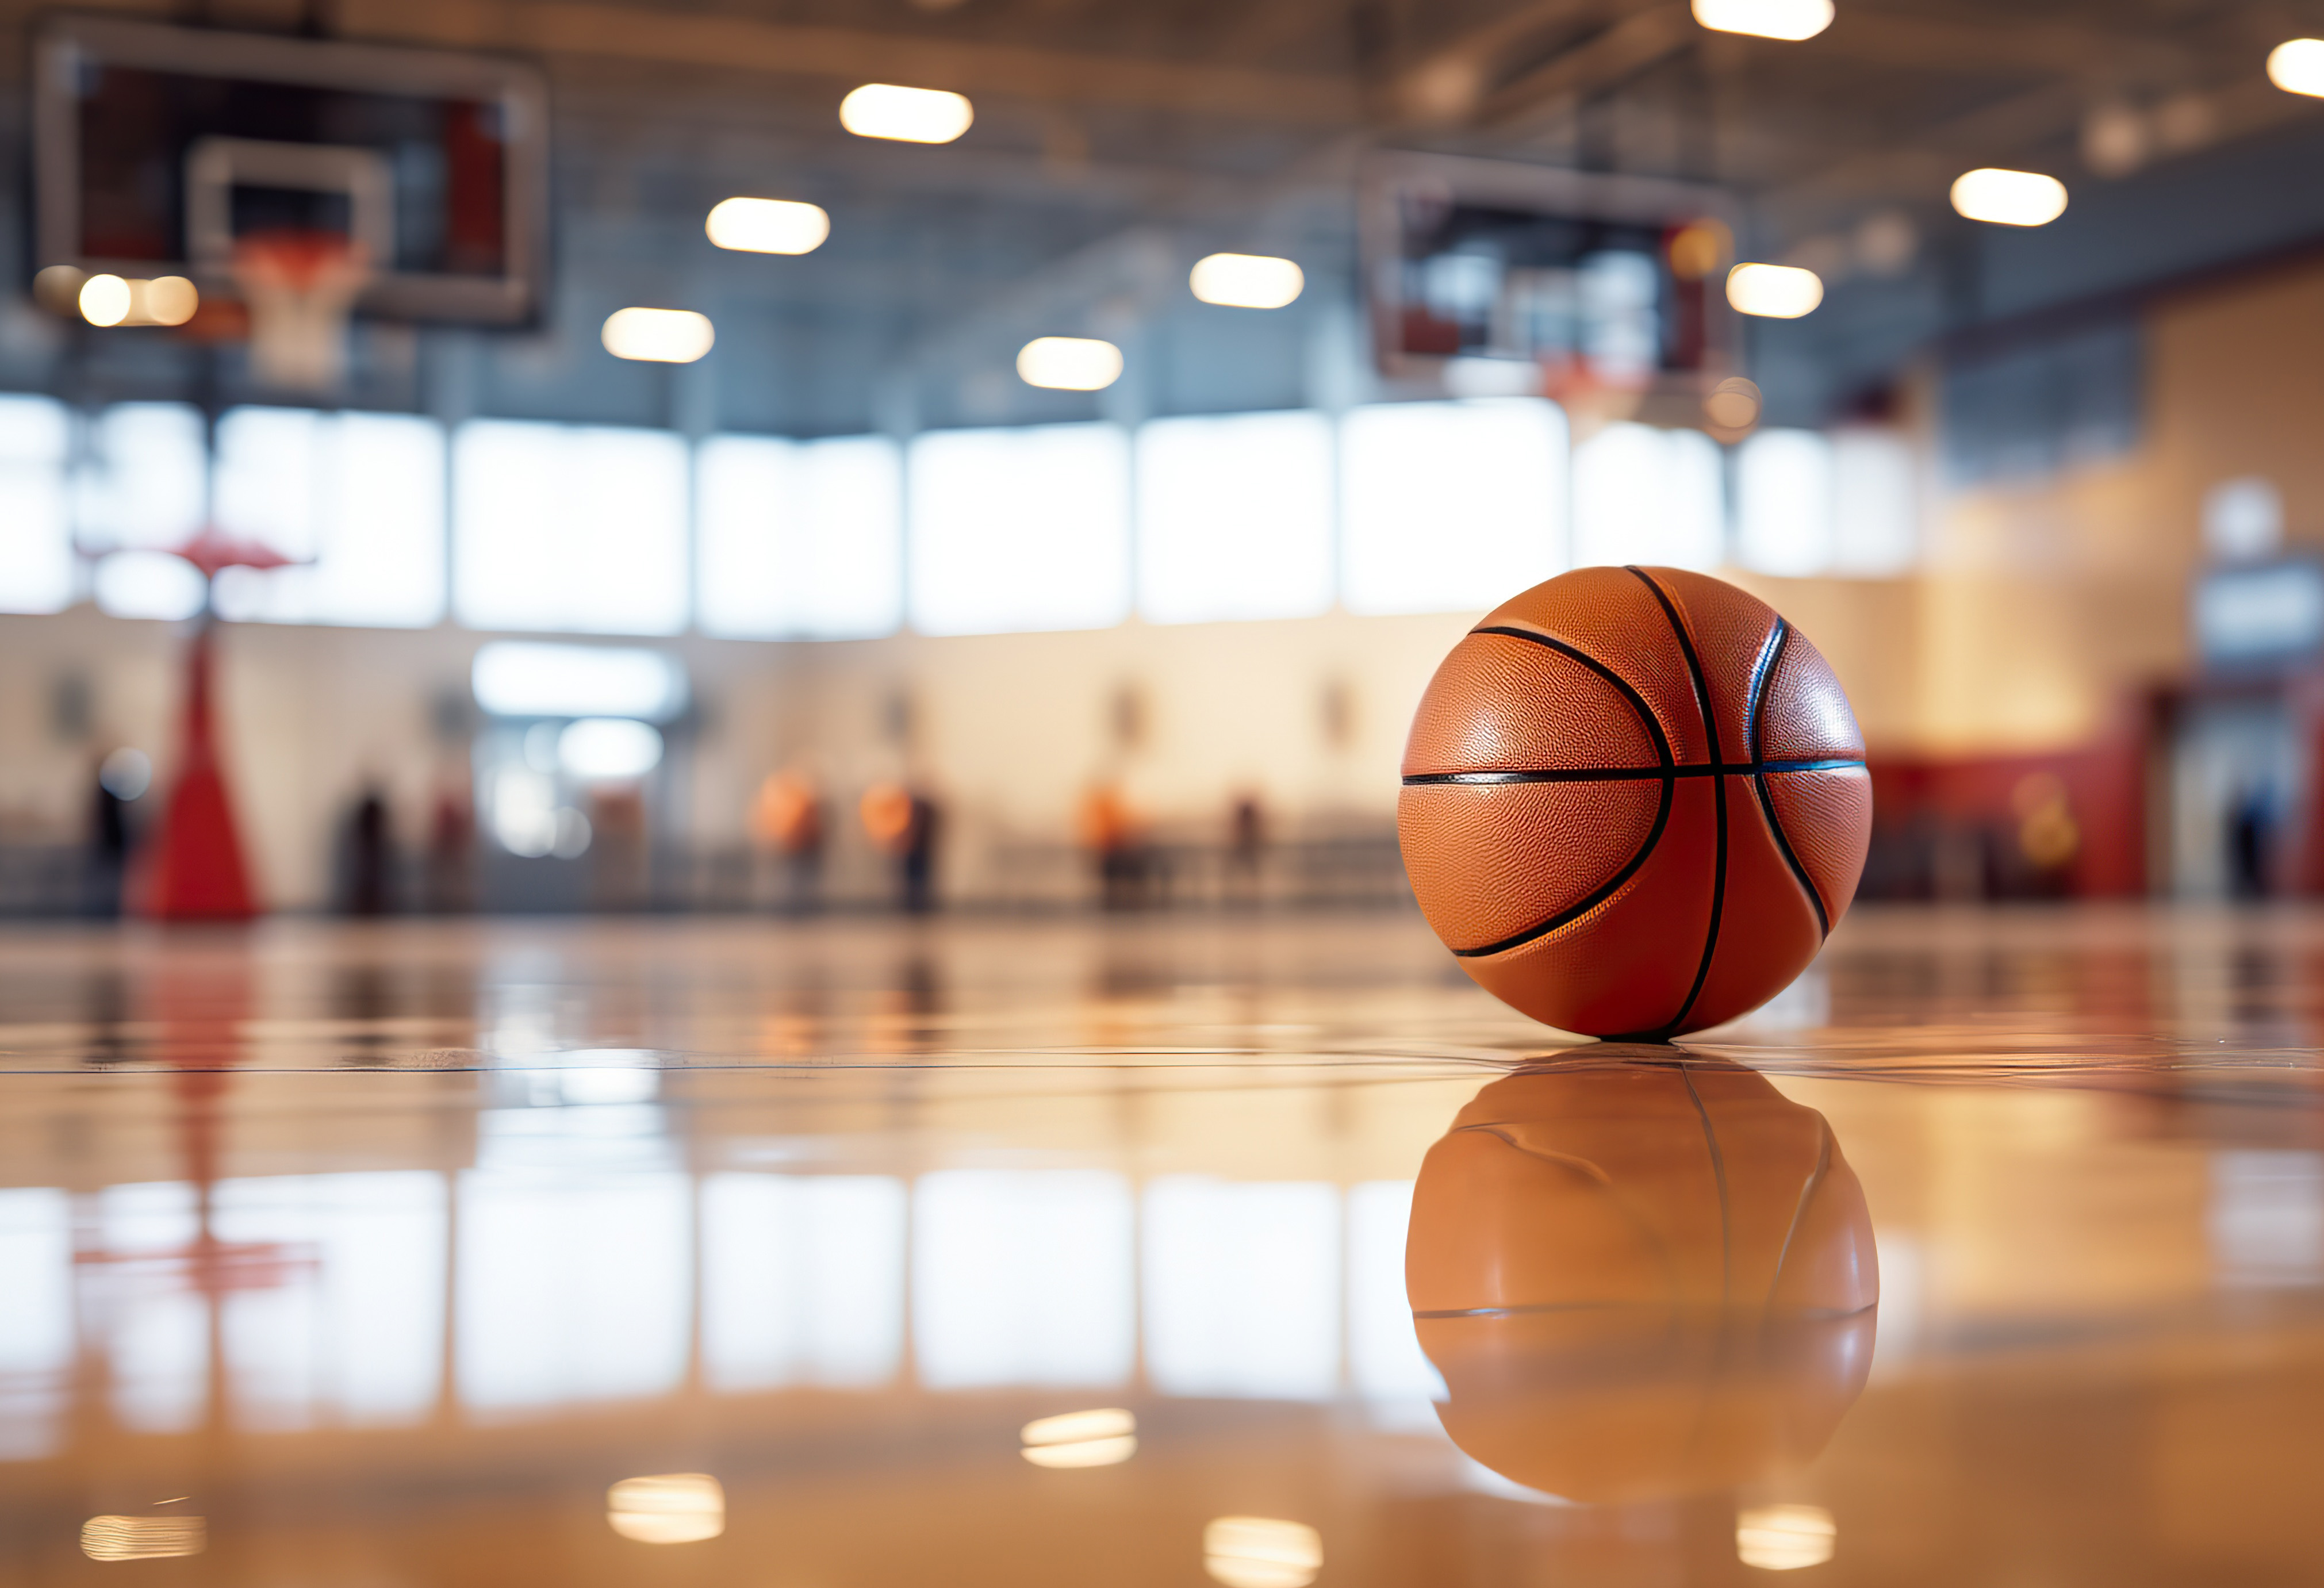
[143,621,258,920]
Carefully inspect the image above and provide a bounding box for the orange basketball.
[1398,566,1870,1038]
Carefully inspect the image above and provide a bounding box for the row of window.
[0,394,1921,639]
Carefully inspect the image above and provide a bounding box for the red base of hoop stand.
[143,623,257,921]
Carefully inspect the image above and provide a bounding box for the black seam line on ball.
[1444,624,1677,961]
[1628,566,1725,1041]
[1467,625,1676,769]
[1400,758,1862,785]
[1744,620,1834,941]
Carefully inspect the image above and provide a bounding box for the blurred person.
[424,775,475,914]
[1226,790,1266,907]
[751,769,827,914]
[903,790,942,914]
[2231,784,2277,900]
[862,781,942,914]
[590,785,650,910]
[84,746,149,918]
[1079,780,1146,910]
[343,782,394,916]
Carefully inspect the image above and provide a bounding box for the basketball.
[1399,565,1871,1038]
[1406,1060,1878,1503]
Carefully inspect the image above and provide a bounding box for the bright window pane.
[1340,398,1566,615]
[912,1171,1134,1388]
[1571,423,1726,570]
[1142,1177,1340,1399]
[0,397,72,615]
[907,424,1131,636]
[1137,411,1334,624]
[1831,428,1919,575]
[454,420,689,635]
[212,408,447,627]
[696,434,903,639]
[93,551,205,622]
[701,1174,907,1390]
[1736,428,1836,577]
[78,402,206,550]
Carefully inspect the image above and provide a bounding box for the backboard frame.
[33,12,550,325]
[1360,150,1746,402]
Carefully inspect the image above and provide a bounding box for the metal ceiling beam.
[1475,5,1696,126]
[1806,6,2192,82]
[332,0,1362,125]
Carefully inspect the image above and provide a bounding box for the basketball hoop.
[231,228,369,392]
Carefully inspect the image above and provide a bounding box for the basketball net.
[231,228,369,392]
[1539,356,1647,443]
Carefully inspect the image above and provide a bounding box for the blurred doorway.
[2169,693,2298,899]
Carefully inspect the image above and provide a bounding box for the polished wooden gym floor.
[4,904,2323,1586]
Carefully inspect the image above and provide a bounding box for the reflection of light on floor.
[2210,1150,2324,1287]
[1345,1180,1444,1402]
[1736,1504,1836,1570]
[216,1172,446,1430]
[97,1182,208,1433]
[1145,1178,1340,1399]
[703,1174,907,1390]
[1204,1516,1322,1588]
[913,1171,1135,1388]
[1868,1232,1923,1380]
[606,1473,724,1543]
[0,1187,71,1459]
[81,1515,205,1560]
[17,1171,1458,1431]
[1457,1455,1571,1505]
[1020,1407,1137,1467]
[459,1171,692,1410]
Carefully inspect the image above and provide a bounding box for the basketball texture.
[1406,1060,1878,1502]
[1398,566,1870,1038]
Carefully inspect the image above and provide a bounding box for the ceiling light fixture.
[1017,336,1123,391]
[79,274,132,326]
[840,83,974,143]
[1189,253,1305,309]
[1691,0,1834,42]
[602,306,715,362]
[1725,263,1824,318]
[707,197,830,255]
[1949,168,2068,226]
[2268,38,2324,96]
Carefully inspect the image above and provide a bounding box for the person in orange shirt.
[1079,781,1144,910]
[751,770,827,914]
